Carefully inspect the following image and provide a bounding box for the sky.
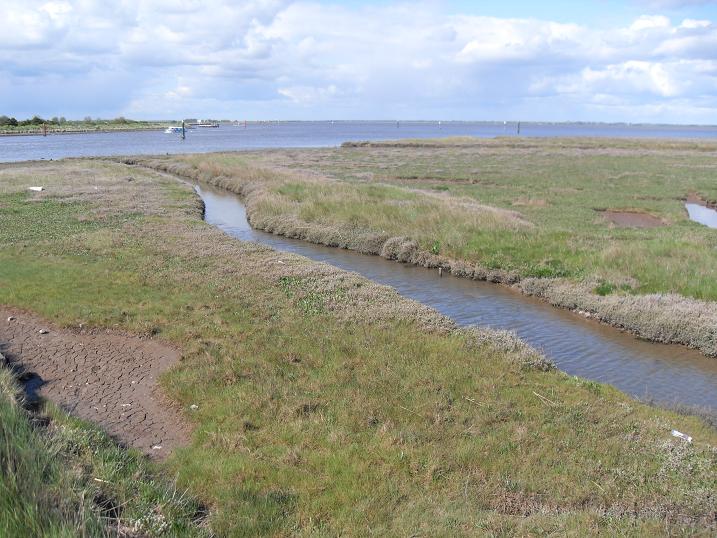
[2,0,717,123]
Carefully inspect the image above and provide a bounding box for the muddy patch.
[0,307,189,457]
[599,209,665,228]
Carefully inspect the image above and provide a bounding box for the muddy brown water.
[196,183,717,413]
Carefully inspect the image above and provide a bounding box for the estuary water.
[196,182,717,413]
[2,121,717,162]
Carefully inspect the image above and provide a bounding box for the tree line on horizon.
[0,115,144,127]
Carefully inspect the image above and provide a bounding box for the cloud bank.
[2,0,716,123]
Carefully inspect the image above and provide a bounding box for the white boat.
[186,121,219,128]
[164,126,184,134]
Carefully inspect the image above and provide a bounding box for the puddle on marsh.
[196,183,717,412]
[685,202,717,229]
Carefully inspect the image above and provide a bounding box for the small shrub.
[524,259,571,278]
[594,281,615,296]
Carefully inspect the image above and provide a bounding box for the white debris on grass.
[671,429,693,443]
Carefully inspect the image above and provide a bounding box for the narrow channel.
[196,183,717,412]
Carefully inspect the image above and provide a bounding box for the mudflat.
[1,306,188,456]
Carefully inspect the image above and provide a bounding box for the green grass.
[185,138,717,300]
[0,192,135,244]
[0,159,715,535]
[0,368,207,537]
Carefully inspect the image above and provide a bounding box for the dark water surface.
[2,121,717,162]
[196,183,717,412]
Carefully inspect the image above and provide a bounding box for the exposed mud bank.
[122,157,717,358]
[686,193,717,208]
[0,306,189,457]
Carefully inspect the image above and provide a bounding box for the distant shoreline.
[0,126,170,137]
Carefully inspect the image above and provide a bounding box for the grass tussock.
[1,159,716,535]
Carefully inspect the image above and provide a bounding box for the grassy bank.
[129,138,717,356]
[0,363,207,536]
[168,136,717,296]
[1,159,716,535]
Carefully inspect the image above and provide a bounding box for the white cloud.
[630,14,672,30]
[680,18,712,28]
[578,61,682,97]
[0,0,716,122]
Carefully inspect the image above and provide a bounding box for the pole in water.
[396,120,399,128]
[517,121,521,135]
[181,120,186,140]
[43,123,47,137]
[244,120,247,129]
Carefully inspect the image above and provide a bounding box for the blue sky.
[446,0,717,23]
[2,1,716,123]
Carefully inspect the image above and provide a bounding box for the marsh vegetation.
[0,156,715,535]
[137,137,717,356]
